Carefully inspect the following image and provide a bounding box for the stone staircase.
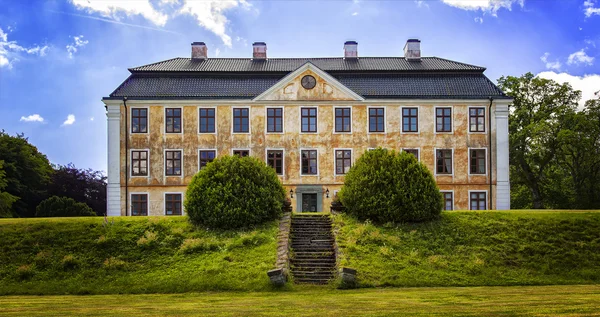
[289,214,336,284]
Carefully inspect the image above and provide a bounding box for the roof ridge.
[128,57,180,72]
[430,56,486,71]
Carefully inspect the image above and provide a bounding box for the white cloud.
[69,0,168,26]
[215,47,221,57]
[415,1,429,8]
[20,114,44,123]
[352,11,359,16]
[540,52,562,70]
[62,114,76,126]
[584,0,600,17]
[90,117,95,121]
[0,26,49,69]
[474,17,484,23]
[567,49,594,66]
[537,71,600,108]
[66,35,89,59]
[441,0,524,16]
[235,36,248,47]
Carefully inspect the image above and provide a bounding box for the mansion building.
[103,39,511,216]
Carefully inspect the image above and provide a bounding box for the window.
[470,192,487,210]
[131,150,148,176]
[233,150,249,157]
[165,150,182,176]
[470,149,486,174]
[442,192,453,211]
[335,150,351,175]
[402,107,418,132]
[165,194,182,216]
[301,108,317,133]
[198,150,216,170]
[165,108,182,133]
[131,108,147,133]
[199,108,215,133]
[335,108,351,133]
[369,108,385,132]
[469,107,485,132]
[436,107,452,132]
[436,149,452,174]
[131,194,148,216]
[403,149,419,161]
[267,150,283,175]
[301,150,318,175]
[266,108,283,133]
[233,108,249,133]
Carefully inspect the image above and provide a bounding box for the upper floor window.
[165,108,182,133]
[233,150,249,157]
[403,149,419,161]
[199,108,215,133]
[165,193,182,216]
[436,107,452,132]
[131,194,148,216]
[442,192,453,211]
[335,150,351,175]
[469,107,486,132]
[131,108,147,133]
[267,150,283,175]
[470,149,486,174]
[267,108,283,133]
[436,149,452,175]
[198,150,216,170]
[369,108,385,132]
[233,108,249,133]
[165,150,182,176]
[131,150,148,176]
[335,108,351,133]
[301,108,317,133]
[301,150,318,175]
[402,107,418,132]
[470,192,487,210]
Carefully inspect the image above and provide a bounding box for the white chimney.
[404,39,421,61]
[191,42,207,60]
[253,42,267,59]
[344,41,358,58]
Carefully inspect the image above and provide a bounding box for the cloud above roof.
[441,0,524,16]
[20,114,45,123]
[537,71,600,108]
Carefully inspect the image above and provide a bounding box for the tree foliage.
[185,155,286,229]
[0,131,53,217]
[338,148,443,223]
[0,161,19,218]
[35,196,96,217]
[49,164,107,216]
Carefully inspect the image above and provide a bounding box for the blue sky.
[1,0,599,173]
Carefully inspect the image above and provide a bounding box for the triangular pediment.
[253,62,364,101]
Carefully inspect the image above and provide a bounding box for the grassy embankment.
[335,210,600,287]
[1,285,600,316]
[0,216,279,295]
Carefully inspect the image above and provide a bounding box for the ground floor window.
[199,150,216,170]
[301,150,318,175]
[442,192,453,210]
[335,150,351,175]
[403,149,419,161]
[165,194,182,216]
[267,150,283,175]
[131,194,148,216]
[470,192,487,210]
[233,149,249,157]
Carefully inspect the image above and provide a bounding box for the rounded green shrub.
[185,155,286,229]
[338,148,443,223]
[35,196,96,217]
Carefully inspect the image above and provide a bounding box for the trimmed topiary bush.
[338,148,443,223]
[185,155,286,229]
[35,196,96,217]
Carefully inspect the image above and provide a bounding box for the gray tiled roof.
[108,73,508,99]
[128,57,486,73]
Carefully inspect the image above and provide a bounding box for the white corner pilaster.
[106,104,122,216]
[495,100,511,210]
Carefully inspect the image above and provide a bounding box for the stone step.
[294,279,331,285]
[291,265,336,271]
[291,272,335,279]
[290,258,336,264]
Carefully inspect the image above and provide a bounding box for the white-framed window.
[334,149,352,175]
[435,148,453,176]
[469,191,487,210]
[441,191,454,211]
[469,148,487,175]
[164,149,183,177]
[300,149,318,176]
[334,106,352,133]
[164,192,183,216]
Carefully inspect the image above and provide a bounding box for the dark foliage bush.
[35,196,96,217]
[338,148,443,223]
[185,155,286,229]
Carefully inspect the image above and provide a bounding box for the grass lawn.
[1,285,599,316]
[334,210,600,287]
[0,216,279,295]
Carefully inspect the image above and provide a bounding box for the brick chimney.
[253,42,267,59]
[344,41,358,58]
[404,39,421,61]
[191,42,207,60]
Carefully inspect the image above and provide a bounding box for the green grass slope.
[334,210,600,287]
[0,217,278,295]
